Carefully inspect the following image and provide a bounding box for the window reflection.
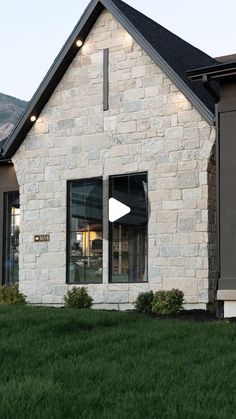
[68,178,103,284]
[110,173,148,283]
[3,191,20,285]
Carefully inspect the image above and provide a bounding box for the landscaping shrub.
[64,287,93,309]
[134,291,154,314]
[0,284,26,305]
[152,289,184,316]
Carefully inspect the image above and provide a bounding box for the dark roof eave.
[187,61,236,82]
[3,0,215,158]
[103,0,214,126]
[0,158,13,166]
[3,0,104,158]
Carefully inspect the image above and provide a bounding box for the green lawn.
[0,307,235,419]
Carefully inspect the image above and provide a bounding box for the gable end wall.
[12,10,216,308]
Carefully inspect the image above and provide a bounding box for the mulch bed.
[177,309,217,321]
[157,309,218,322]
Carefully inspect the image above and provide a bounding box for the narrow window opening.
[103,48,109,111]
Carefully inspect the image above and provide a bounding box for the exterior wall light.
[76,39,83,48]
[30,115,37,123]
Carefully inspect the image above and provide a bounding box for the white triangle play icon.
[109,198,131,222]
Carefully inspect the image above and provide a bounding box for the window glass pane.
[68,179,103,284]
[70,182,86,227]
[128,227,147,282]
[130,174,148,225]
[110,173,148,283]
[86,179,103,224]
[3,191,20,285]
[112,225,129,282]
[112,176,128,205]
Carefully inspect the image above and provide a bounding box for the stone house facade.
[0,0,220,310]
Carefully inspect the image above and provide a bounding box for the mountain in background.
[0,92,27,143]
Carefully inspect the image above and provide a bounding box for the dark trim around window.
[109,172,148,284]
[2,190,20,285]
[66,177,103,285]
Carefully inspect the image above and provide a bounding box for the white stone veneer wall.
[12,10,216,308]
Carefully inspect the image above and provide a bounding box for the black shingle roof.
[112,0,218,114]
[1,0,217,160]
[0,138,7,150]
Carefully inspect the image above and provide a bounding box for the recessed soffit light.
[76,39,83,48]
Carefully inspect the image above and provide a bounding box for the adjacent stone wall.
[12,10,216,308]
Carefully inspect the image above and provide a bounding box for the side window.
[67,178,103,284]
[109,173,148,283]
[3,191,20,285]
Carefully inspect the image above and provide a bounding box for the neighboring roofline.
[215,53,236,63]
[187,61,236,82]
[2,0,214,158]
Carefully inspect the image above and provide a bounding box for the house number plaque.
[34,235,50,242]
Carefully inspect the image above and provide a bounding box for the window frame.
[2,190,20,286]
[108,172,148,284]
[66,177,103,285]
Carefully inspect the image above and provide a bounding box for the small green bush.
[64,287,93,309]
[152,289,184,316]
[0,285,26,305]
[134,291,154,314]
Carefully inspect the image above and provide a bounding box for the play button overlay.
[109,198,131,222]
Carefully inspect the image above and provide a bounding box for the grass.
[0,307,235,419]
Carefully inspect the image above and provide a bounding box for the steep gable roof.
[112,0,217,114]
[1,0,216,160]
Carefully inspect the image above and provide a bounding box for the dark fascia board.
[3,0,214,158]
[187,61,236,81]
[102,0,214,126]
[3,0,104,158]
[0,158,12,166]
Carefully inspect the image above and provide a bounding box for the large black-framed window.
[109,173,148,283]
[67,178,103,284]
[3,191,20,285]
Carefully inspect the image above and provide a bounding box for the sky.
[1,0,236,101]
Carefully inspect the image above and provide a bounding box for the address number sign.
[34,235,50,242]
